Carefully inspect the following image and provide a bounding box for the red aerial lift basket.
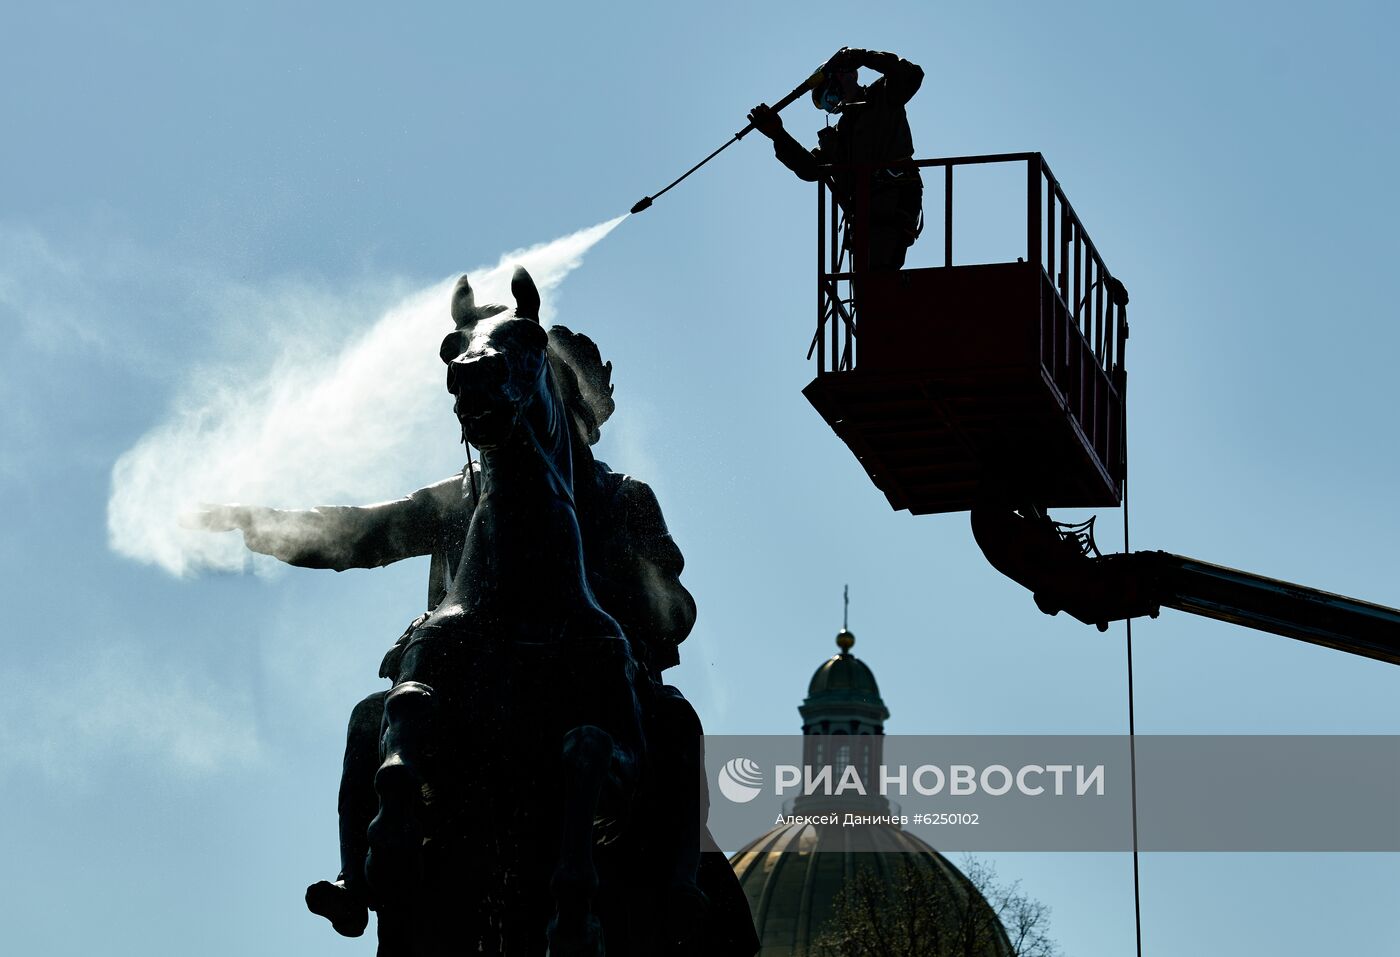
[803,152,1127,515]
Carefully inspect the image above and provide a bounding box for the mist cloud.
[108,216,625,576]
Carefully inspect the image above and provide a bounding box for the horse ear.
[450,272,508,341]
[450,275,479,329]
[511,266,541,322]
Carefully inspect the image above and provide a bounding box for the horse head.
[440,267,552,451]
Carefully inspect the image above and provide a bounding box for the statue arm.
[611,479,697,649]
[195,474,464,571]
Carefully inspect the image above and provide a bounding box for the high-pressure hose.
[629,68,827,216]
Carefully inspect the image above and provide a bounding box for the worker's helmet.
[812,70,859,113]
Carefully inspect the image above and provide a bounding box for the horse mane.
[547,325,615,447]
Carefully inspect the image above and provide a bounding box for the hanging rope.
[1122,396,1144,957]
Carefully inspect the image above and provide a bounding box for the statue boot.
[306,690,386,936]
[365,681,435,900]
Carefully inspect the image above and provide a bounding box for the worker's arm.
[189,472,469,571]
[747,103,824,182]
[835,48,924,105]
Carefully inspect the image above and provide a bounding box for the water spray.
[109,217,626,577]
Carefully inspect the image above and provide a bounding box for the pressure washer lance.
[630,68,827,215]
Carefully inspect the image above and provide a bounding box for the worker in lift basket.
[748,47,924,270]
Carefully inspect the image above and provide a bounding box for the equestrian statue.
[193,268,757,956]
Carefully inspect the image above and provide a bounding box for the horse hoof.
[305,879,369,938]
[546,913,604,957]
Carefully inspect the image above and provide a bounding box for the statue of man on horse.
[194,268,757,956]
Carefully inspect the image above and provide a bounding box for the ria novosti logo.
[715,755,1106,804]
[716,757,765,803]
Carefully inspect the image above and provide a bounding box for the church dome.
[800,629,889,735]
[728,607,1013,956]
[729,820,1014,957]
[807,638,881,697]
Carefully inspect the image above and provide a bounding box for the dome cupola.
[727,589,1013,956]
[800,625,890,737]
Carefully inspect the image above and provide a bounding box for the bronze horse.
[365,267,647,956]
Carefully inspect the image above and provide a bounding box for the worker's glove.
[747,103,783,139]
[824,47,863,72]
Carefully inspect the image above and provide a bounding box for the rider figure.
[749,47,924,270]
[194,277,755,953]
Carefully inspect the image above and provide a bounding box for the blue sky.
[3,2,1397,954]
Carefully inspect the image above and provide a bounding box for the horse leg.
[645,687,709,954]
[374,906,418,957]
[547,724,627,957]
[366,681,435,901]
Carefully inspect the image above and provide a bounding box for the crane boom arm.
[970,505,1400,666]
[1132,552,1400,665]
